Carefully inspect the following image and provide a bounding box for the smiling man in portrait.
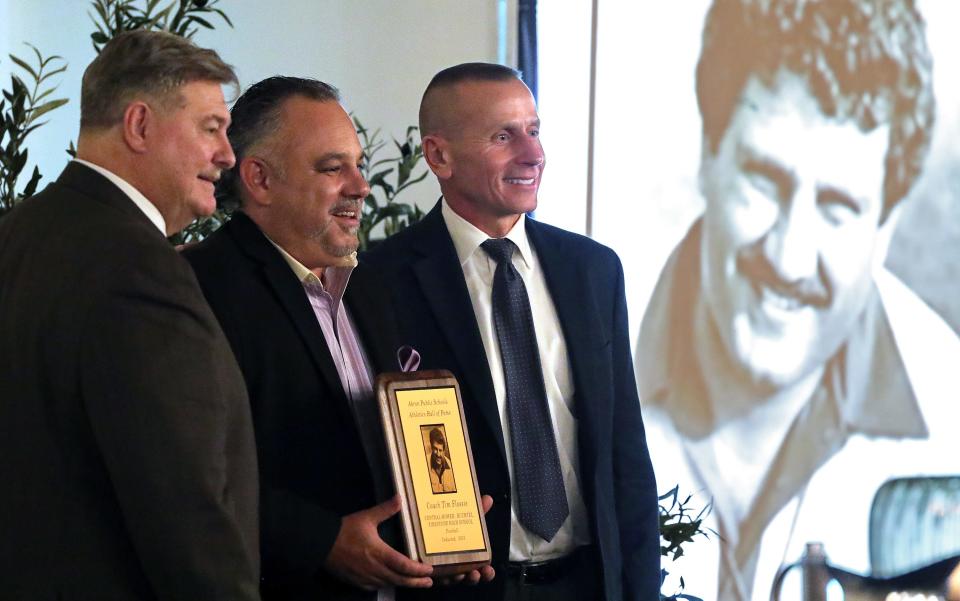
[637,0,960,599]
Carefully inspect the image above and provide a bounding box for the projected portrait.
[421,425,457,494]
[633,1,960,599]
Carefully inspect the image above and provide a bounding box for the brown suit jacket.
[0,162,260,600]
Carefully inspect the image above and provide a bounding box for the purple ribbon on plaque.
[397,345,421,373]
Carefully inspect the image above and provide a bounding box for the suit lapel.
[411,207,507,463]
[226,212,350,411]
[345,262,400,375]
[58,161,167,240]
[527,220,607,472]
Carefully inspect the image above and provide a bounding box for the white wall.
[0,4,9,61]
[535,0,591,235]
[3,0,512,212]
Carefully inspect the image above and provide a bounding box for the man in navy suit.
[366,63,659,601]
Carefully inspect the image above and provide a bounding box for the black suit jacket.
[0,162,260,600]
[184,211,403,601]
[365,204,661,601]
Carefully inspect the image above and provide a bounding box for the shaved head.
[417,63,543,238]
[419,62,522,136]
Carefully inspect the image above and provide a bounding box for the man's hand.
[434,494,496,586]
[324,495,434,591]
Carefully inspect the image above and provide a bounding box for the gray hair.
[80,29,237,129]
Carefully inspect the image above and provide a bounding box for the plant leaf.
[22,165,42,198]
[367,168,392,188]
[8,55,37,80]
[395,170,429,194]
[28,98,68,122]
[189,15,214,29]
[212,7,233,27]
[38,65,68,84]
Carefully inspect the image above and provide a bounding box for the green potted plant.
[659,485,714,601]
[0,46,68,218]
[88,0,233,50]
[354,116,429,250]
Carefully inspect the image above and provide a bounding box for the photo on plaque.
[376,370,491,575]
[421,425,457,494]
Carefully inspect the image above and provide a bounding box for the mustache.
[330,198,362,214]
[735,241,832,309]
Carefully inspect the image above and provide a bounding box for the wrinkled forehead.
[728,70,887,142]
[718,73,890,211]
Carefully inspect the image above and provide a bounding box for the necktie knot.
[481,238,516,266]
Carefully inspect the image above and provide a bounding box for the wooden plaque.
[376,370,491,576]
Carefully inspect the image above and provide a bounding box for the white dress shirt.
[441,199,591,562]
[73,159,166,235]
[639,219,960,600]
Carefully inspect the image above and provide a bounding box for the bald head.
[419,62,523,136]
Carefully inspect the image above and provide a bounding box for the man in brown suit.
[0,30,260,600]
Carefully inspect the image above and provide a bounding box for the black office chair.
[771,476,960,601]
[870,476,960,578]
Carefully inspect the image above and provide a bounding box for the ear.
[121,101,152,154]
[422,134,453,180]
[238,156,273,207]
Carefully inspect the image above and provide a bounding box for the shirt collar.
[640,218,926,440]
[73,158,166,235]
[265,236,355,302]
[440,197,533,269]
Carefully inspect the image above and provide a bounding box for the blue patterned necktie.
[481,238,569,542]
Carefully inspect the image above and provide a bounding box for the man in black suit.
[366,63,660,601]
[0,31,260,599]
[184,76,471,600]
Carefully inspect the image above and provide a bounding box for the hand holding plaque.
[376,368,492,576]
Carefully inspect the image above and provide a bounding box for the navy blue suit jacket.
[365,204,660,601]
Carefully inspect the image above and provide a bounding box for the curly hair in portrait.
[696,0,935,223]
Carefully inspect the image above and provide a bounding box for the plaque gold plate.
[376,370,492,576]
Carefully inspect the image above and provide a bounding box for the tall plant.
[355,117,429,250]
[659,486,714,601]
[88,0,233,50]
[0,46,69,217]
